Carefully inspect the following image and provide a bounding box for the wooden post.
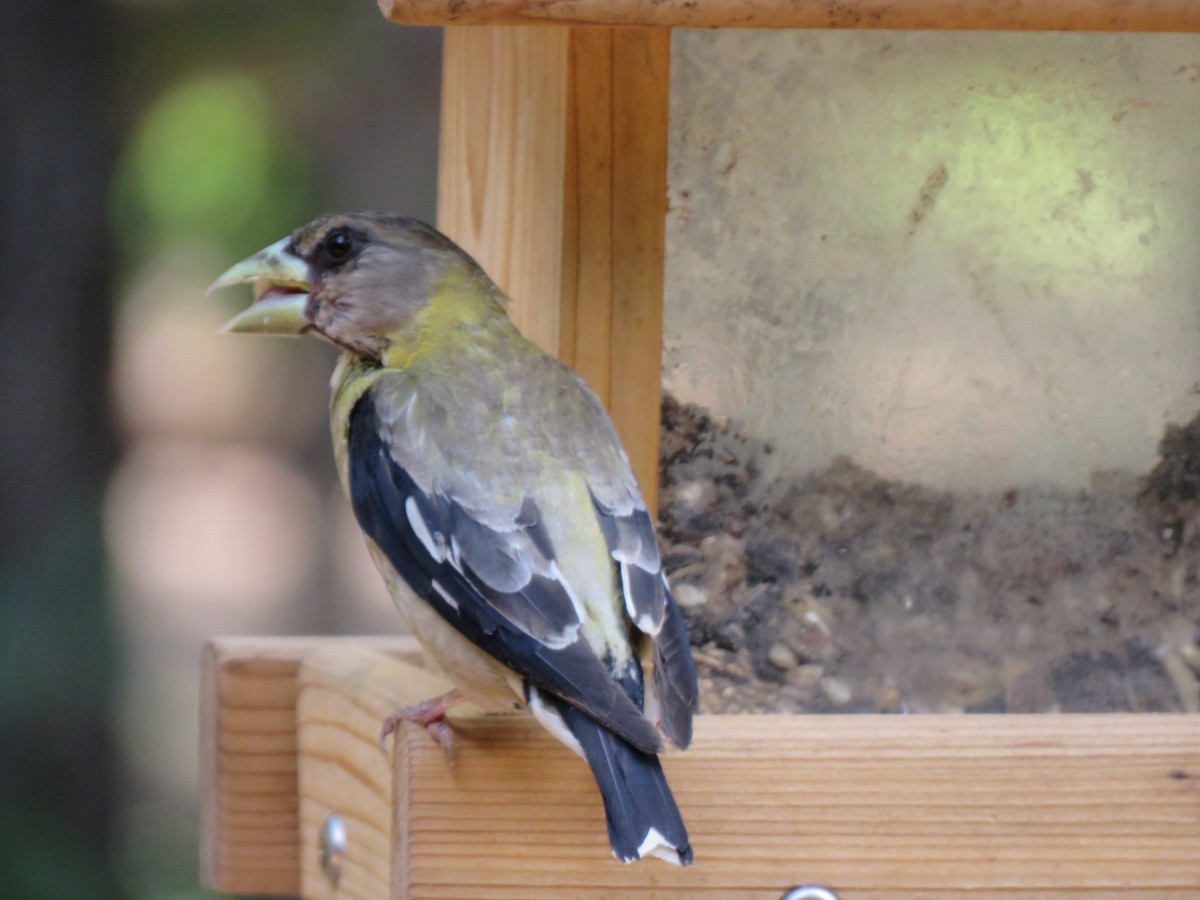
[201,638,1200,898]
[296,647,458,899]
[436,25,669,509]
[200,637,427,896]
[436,26,570,357]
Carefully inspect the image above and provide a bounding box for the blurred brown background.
[1,2,440,896]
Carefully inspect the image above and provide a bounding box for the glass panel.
[663,30,1200,715]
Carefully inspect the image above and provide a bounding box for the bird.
[210,212,699,865]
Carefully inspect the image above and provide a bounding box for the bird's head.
[209,212,497,361]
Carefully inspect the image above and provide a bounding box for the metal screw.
[781,888,841,900]
[319,812,347,884]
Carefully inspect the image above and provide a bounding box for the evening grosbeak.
[210,213,698,864]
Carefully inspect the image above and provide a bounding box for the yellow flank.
[329,356,386,493]
[382,263,503,371]
[540,472,630,665]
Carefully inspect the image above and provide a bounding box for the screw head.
[781,888,841,900]
[319,812,347,884]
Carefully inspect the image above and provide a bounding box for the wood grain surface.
[436,25,570,357]
[396,709,1200,898]
[200,637,424,895]
[297,646,460,899]
[202,639,1200,897]
[436,25,668,508]
[382,0,1200,32]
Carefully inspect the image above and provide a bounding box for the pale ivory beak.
[208,236,312,335]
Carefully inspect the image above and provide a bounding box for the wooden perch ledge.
[202,637,1200,898]
[379,0,1200,32]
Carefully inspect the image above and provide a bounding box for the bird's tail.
[552,695,693,865]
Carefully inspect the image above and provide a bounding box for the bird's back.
[340,314,643,669]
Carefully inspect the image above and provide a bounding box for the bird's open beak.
[208,236,312,336]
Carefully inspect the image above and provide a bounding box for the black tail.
[554,696,693,865]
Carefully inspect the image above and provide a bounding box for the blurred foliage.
[111,0,441,271]
[107,4,440,900]
[111,74,311,256]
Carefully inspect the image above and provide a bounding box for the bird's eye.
[321,228,356,263]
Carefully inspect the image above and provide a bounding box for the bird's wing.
[558,377,698,749]
[347,373,663,754]
[589,484,699,750]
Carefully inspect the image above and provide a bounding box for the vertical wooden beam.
[437,26,570,357]
[607,28,670,508]
[438,25,670,509]
[558,27,614,402]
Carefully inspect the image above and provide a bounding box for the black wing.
[348,390,662,754]
[591,493,699,749]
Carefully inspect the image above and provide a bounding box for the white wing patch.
[531,618,580,650]
[527,685,584,758]
[430,578,459,612]
[591,493,667,639]
[405,496,447,562]
[413,500,583,649]
[620,563,661,636]
[549,560,587,627]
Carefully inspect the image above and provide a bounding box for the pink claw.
[379,689,465,767]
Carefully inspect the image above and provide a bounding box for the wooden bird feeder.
[201,2,1200,897]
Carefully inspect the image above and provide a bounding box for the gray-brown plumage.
[211,213,699,864]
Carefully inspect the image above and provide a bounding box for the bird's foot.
[379,689,465,767]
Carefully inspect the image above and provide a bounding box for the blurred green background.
[1,1,441,896]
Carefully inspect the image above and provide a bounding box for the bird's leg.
[379,689,465,766]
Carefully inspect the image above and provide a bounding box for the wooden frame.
[408,0,1200,507]
[201,4,1200,897]
[381,0,1200,31]
[202,638,1200,897]
[436,25,669,506]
